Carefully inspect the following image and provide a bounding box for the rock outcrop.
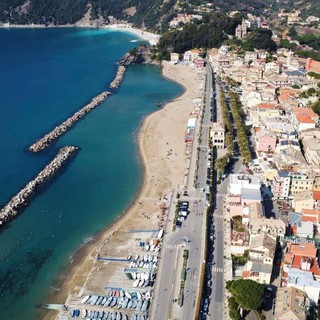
[119,45,155,66]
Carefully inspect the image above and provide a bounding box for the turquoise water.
[0,28,183,319]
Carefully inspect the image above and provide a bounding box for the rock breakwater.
[0,146,78,227]
[110,66,126,89]
[29,91,111,152]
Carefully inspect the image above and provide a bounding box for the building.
[274,287,307,320]
[210,122,225,148]
[306,58,320,74]
[248,217,286,240]
[272,171,291,199]
[235,20,247,39]
[170,52,180,63]
[289,107,319,132]
[255,129,277,153]
[290,173,314,196]
[185,118,197,143]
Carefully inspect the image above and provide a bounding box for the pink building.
[255,129,277,152]
[272,171,291,199]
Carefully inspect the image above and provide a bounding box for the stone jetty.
[0,146,78,227]
[110,66,126,89]
[29,91,111,152]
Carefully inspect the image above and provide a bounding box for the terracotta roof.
[313,191,320,201]
[242,271,251,278]
[257,103,276,109]
[296,113,316,124]
[289,242,317,258]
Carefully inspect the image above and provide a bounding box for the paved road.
[152,65,213,320]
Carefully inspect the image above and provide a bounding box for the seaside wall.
[29,91,112,152]
[0,146,78,227]
[109,66,126,89]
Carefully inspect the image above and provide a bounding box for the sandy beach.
[41,61,203,320]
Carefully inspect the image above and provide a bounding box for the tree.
[227,279,264,311]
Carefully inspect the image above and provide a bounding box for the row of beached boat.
[127,254,158,263]
[82,295,150,312]
[73,309,147,320]
[129,260,157,269]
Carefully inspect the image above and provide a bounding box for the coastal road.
[152,64,213,320]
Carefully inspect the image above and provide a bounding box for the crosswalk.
[212,267,224,273]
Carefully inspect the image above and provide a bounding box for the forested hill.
[0,0,317,30]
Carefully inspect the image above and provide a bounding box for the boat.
[145,245,150,251]
[145,291,151,300]
[132,272,137,280]
[131,315,137,320]
[127,255,132,260]
[150,245,155,251]
[143,255,147,262]
[153,256,158,263]
[143,280,149,287]
[158,229,164,239]
[138,280,144,287]
[127,299,132,309]
[148,255,152,262]
[141,300,149,312]
[120,290,125,298]
[82,309,87,317]
[116,312,122,320]
[125,291,131,299]
[105,296,113,306]
[110,297,117,307]
[134,255,139,260]
[131,300,137,309]
[133,279,139,288]
[81,295,90,304]
[112,312,117,320]
[136,292,142,300]
[102,297,107,305]
[136,299,143,311]
[123,315,128,320]
[103,311,109,320]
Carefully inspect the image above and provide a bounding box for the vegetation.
[228,296,241,320]
[241,29,277,52]
[178,249,189,306]
[156,12,240,58]
[229,91,252,165]
[232,250,249,266]
[226,279,264,311]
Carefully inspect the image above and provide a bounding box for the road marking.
[165,244,177,249]
[212,267,224,273]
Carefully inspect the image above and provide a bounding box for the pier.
[109,66,126,89]
[29,91,111,152]
[0,146,78,227]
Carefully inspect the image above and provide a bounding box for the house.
[287,269,320,304]
[283,242,320,280]
[244,234,276,284]
[272,171,291,199]
[289,107,319,132]
[248,217,285,240]
[170,52,180,63]
[183,51,192,62]
[265,62,281,74]
[190,48,201,61]
[193,57,205,69]
[210,122,225,148]
[301,136,320,166]
[244,51,258,63]
[293,191,315,212]
[255,129,277,152]
[235,20,247,39]
[268,75,289,87]
[274,287,307,320]
[306,58,320,74]
[290,173,314,196]
[242,202,263,225]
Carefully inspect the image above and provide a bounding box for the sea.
[0,28,183,319]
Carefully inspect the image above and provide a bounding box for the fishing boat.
[127,299,133,309]
[110,297,117,307]
[125,291,131,299]
[81,295,90,304]
[136,292,142,300]
[145,244,150,251]
[112,312,117,320]
[116,312,122,320]
[138,280,144,287]
[141,300,149,312]
[123,315,128,320]
[133,279,139,288]
[136,299,143,311]
[158,229,164,239]
[145,291,151,300]
[143,280,149,287]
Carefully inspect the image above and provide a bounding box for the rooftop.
[287,268,320,288]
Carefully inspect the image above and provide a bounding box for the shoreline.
[41,61,202,320]
[0,23,160,43]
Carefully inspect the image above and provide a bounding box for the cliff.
[119,45,155,66]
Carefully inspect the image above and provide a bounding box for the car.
[202,298,209,314]
[183,191,188,196]
[265,286,272,299]
[200,188,205,192]
[178,216,186,222]
[176,221,182,228]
